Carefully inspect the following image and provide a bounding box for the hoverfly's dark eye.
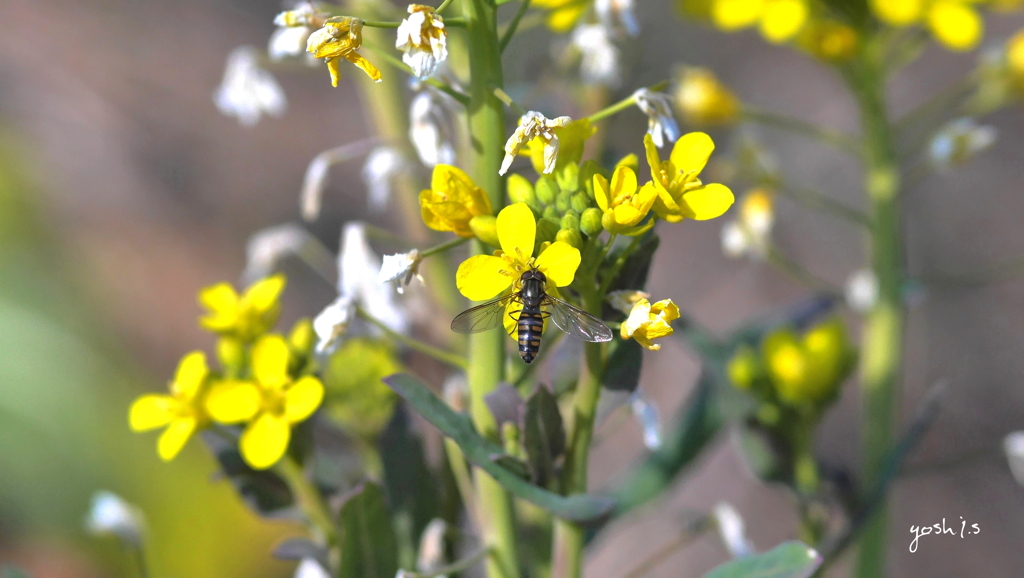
[534,270,546,283]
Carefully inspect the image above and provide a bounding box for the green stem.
[361,41,471,105]
[462,1,520,577]
[498,0,532,53]
[764,245,841,295]
[422,236,470,258]
[437,0,455,12]
[552,285,606,578]
[585,81,669,124]
[356,306,468,369]
[597,234,640,295]
[774,185,872,229]
[848,45,905,578]
[493,87,528,116]
[742,107,863,157]
[275,456,339,564]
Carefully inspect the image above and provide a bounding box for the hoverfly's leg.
[506,309,519,337]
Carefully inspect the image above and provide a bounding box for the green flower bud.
[727,344,760,391]
[470,215,500,247]
[289,318,315,357]
[542,205,560,221]
[615,153,640,174]
[507,173,536,205]
[502,421,524,458]
[536,217,560,247]
[580,207,604,236]
[556,162,580,193]
[579,160,606,200]
[560,212,580,232]
[216,337,246,377]
[535,175,558,205]
[570,191,591,214]
[555,227,583,249]
[555,190,573,213]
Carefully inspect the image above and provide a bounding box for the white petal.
[845,269,879,313]
[213,46,286,127]
[84,491,144,545]
[269,26,312,61]
[299,140,378,221]
[409,90,457,167]
[242,223,332,285]
[416,519,449,572]
[630,392,662,450]
[721,221,750,258]
[338,223,408,335]
[313,295,354,353]
[606,290,650,315]
[713,502,756,559]
[1004,431,1024,487]
[379,250,421,286]
[361,147,404,213]
[294,558,331,578]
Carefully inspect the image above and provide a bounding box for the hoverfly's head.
[523,268,546,284]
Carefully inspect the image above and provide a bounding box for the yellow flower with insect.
[129,351,211,461]
[532,0,589,32]
[307,16,382,87]
[205,334,325,470]
[644,132,735,223]
[593,166,658,235]
[711,0,810,43]
[420,164,494,238]
[456,202,581,335]
[869,0,983,51]
[620,297,680,350]
[673,67,740,127]
[198,274,286,343]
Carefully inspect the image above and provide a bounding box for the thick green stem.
[849,48,905,578]
[462,2,520,577]
[552,286,605,578]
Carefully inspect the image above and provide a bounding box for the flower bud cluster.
[506,160,607,250]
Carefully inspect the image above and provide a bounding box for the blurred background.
[1,0,1023,576]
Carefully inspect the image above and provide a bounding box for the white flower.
[571,25,621,87]
[629,392,661,450]
[213,46,287,127]
[396,5,447,80]
[416,519,449,574]
[596,0,640,37]
[269,26,315,62]
[929,117,997,171]
[409,90,457,166]
[500,111,573,176]
[299,140,378,221]
[714,502,755,558]
[294,558,331,578]
[633,88,680,149]
[362,147,404,213]
[1004,431,1024,487]
[844,269,879,314]
[721,189,774,260]
[242,223,333,284]
[607,289,650,315]
[379,250,423,293]
[84,491,144,545]
[313,295,354,354]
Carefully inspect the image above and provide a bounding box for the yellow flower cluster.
[870,0,984,51]
[130,276,324,470]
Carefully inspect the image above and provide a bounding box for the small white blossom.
[361,146,404,213]
[214,46,287,127]
[379,250,423,293]
[596,0,640,37]
[396,5,448,80]
[929,118,997,171]
[721,190,774,260]
[409,90,457,166]
[1004,431,1024,487]
[844,269,879,314]
[294,558,331,578]
[630,392,662,450]
[313,295,354,354]
[607,289,650,315]
[84,491,144,546]
[500,111,573,176]
[633,88,680,149]
[299,140,378,221]
[571,25,621,87]
[713,502,755,559]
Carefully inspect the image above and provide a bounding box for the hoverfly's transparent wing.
[451,294,517,334]
[544,295,614,343]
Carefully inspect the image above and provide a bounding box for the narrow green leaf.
[704,541,821,578]
[490,453,532,479]
[521,384,566,486]
[337,482,399,578]
[383,374,615,523]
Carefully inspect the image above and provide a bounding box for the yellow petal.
[546,4,587,32]
[621,298,652,338]
[243,274,286,314]
[198,283,239,330]
[651,299,681,322]
[870,0,923,26]
[609,166,638,199]
[613,204,642,226]
[206,380,261,424]
[432,164,471,195]
[345,52,383,82]
[593,173,612,212]
[497,203,537,262]
[158,417,196,461]
[712,0,765,30]
[129,395,176,431]
[651,185,684,223]
[252,335,291,389]
[643,134,663,182]
[456,255,514,301]
[681,183,735,220]
[760,0,808,43]
[171,351,208,399]
[534,241,581,287]
[240,412,291,470]
[285,376,325,423]
[669,132,715,175]
[327,57,342,87]
[927,1,981,51]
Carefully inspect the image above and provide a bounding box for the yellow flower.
[797,18,859,62]
[673,67,740,127]
[419,164,493,238]
[1007,29,1024,78]
[456,202,581,302]
[621,298,680,350]
[644,132,735,223]
[721,188,774,259]
[205,335,325,470]
[129,351,210,461]
[869,0,983,51]
[711,0,810,43]
[762,317,852,404]
[307,16,382,87]
[593,166,658,235]
[198,274,286,343]
[532,0,590,32]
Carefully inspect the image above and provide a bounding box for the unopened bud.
[560,212,581,232]
[555,190,573,213]
[536,217,560,246]
[535,175,558,205]
[579,161,604,200]
[555,227,583,249]
[580,207,604,236]
[289,318,316,357]
[556,162,580,193]
[570,191,591,214]
[470,215,500,247]
[507,173,536,206]
[217,337,246,376]
[615,153,639,174]
[727,344,760,391]
[542,205,560,221]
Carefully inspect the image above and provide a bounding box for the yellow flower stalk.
[869,0,983,51]
[420,164,494,238]
[532,0,590,32]
[644,132,735,223]
[455,203,581,336]
[307,16,382,87]
[592,166,658,235]
[129,351,211,461]
[198,274,286,343]
[673,67,740,127]
[620,298,680,350]
[711,0,810,43]
[205,335,325,470]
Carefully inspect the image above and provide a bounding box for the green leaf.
[521,384,565,486]
[338,482,399,578]
[380,404,438,541]
[704,541,821,578]
[383,374,615,523]
[490,453,532,479]
[201,431,295,517]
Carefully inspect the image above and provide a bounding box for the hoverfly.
[451,268,613,363]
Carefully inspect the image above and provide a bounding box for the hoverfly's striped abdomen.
[517,306,544,364]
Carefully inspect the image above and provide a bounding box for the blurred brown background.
[1,0,1023,576]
